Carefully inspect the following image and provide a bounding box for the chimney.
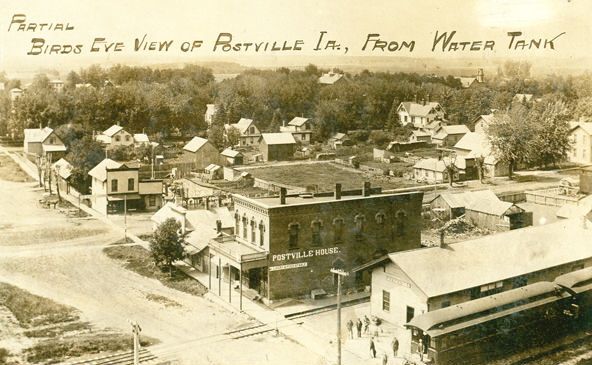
[280,187,287,205]
[216,219,222,234]
[362,181,371,197]
[335,183,342,200]
[39,122,42,129]
[282,120,286,127]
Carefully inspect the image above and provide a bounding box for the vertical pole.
[78,194,81,214]
[124,194,127,241]
[208,254,212,290]
[239,264,243,311]
[218,257,221,296]
[337,274,342,365]
[229,265,232,303]
[131,322,140,365]
[151,145,155,180]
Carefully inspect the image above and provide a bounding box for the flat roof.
[235,191,422,209]
[387,218,592,298]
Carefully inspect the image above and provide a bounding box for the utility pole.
[124,194,127,242]
[330,268,349,365]
[130,321,141,365]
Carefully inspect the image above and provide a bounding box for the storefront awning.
[107,194,141,201]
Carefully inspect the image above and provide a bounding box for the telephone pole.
[330,268,349,365]
[130,321,141,365]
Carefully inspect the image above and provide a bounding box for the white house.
[23,127,67,158]
[225,118,261,146]
[280,117,313,144]
[568,121,592,164]
[397,101,445,128]
[96,125,134,149]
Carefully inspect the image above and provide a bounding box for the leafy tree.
[268,110,282,132]
[225,126,241,147]
[66,136,105,193]
[385,98,401,132]
[487,105,533,179]
[55,123,86,147]
[207,124,225,150]
[529,100,572,168]
[150,218,185,276]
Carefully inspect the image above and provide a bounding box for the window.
[333,217,344,244]
[395,210,407,237]
[258,221,265,246]
[288,223,300,249]
[111,179,118,192]
[115,136,120,142]
[375,212,386,225]
[49,138,55,144]
[250,218,256,243]
[354,214,365,240]
[242,215,248,240]
[473,281,504,298]
[382,290,390,312]
[250,126,255,134]
[148,195,156,207]
[311,219,322,246]
[127,178,134,191]
[406,306,415,322]
[234,212,240,235]
[125,135,130,142]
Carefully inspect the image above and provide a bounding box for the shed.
[465,197,531,231]
[260,133,296,161]
[220,148,244,166]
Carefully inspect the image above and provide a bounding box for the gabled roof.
[183,137,210,153]
[456,77,477,88]
[513,93,533,102]
[52,158,73,179]
[435,125,470,136]
[230,118,255,134]
[24,127,54,143]
[151,202,189,228]
[88,158,124,182]
[411,130,431,137]
[103,125,124,137]
[466,196,518,216]
[474,114,495,128]
[387,218,592,298]
[570,121,592,135]
[288,117,309,127]
[399,101,442,117]
[331,132,348,140]
[221,148,242,158]
[432,190,499,209]
[261,133,296,145]
[133,133,150,143]
[319,72,344,85]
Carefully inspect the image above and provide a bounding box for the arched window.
[311,219,323,246]
[234,211,240,235]
[354,214,366,240]
[288,222,300,249]
[375,212,386,225]
[250,218,256,243]
[242,214,248,239]
[332,217,344,244]
[395,210,407,237]
[258,221,265,246]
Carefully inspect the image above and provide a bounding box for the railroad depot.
[202,184,424,302]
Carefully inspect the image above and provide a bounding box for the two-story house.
[225,118,261,147]
[279,117,313,144]
[95,125,134,149]
[568,121,592,164]
[182,136,223,169]
[23,127,67,159]
[88,158,163,215]
[398,100,445,129]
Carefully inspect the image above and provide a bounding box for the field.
[0,155,35,183]
[248,162,417,191]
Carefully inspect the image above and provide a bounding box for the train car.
[405,281,577,365]
[555,267,592,318]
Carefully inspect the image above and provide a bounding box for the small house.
[220,148,244,166]
[95,125,134,149]
[182,137,222,169]
[319,72,345,85]
[203,164,223,181]
[23,127,67,159]
[260,133,296,161]
[225,118,261,146]
[397,100,445,128]
[567,121,592,165]
[280,117,313,144]
[329,132,352,149]
[133,133,150,146]
[52,158,73,194]
[431,125,470,147]
[412,157,462,184]
[409,130,432,143]
[465,197,531,231]
[473,114,496,134]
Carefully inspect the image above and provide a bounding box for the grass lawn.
[0,155,34,182]
[0,283,79,328]
[24,332,157,364]
[249,162,417,191]
[103,245,207,296]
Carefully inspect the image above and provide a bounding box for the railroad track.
[61,348,157,365]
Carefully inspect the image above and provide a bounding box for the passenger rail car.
[405,281,582,365]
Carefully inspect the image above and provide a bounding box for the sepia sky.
[0,0,591,73]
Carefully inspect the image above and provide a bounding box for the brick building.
[206,183,423,301]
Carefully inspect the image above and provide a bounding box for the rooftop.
[387,218,592,298]
[24,127,54,143]
[103,125,124,137]
[88,158,132,182]
[261,133,296,145]
[288,117,310,127]
[399,101,442,117]
[319,72,344,85]
[183,136,210,152]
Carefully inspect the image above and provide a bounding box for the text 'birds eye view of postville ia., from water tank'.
[2,1,592,365]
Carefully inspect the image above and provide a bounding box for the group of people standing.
[345,315,399,364]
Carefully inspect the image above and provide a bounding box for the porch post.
[218,257,221,296]
[208,254,212,290]
[228,265,232,303]
[239,264,243,311]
